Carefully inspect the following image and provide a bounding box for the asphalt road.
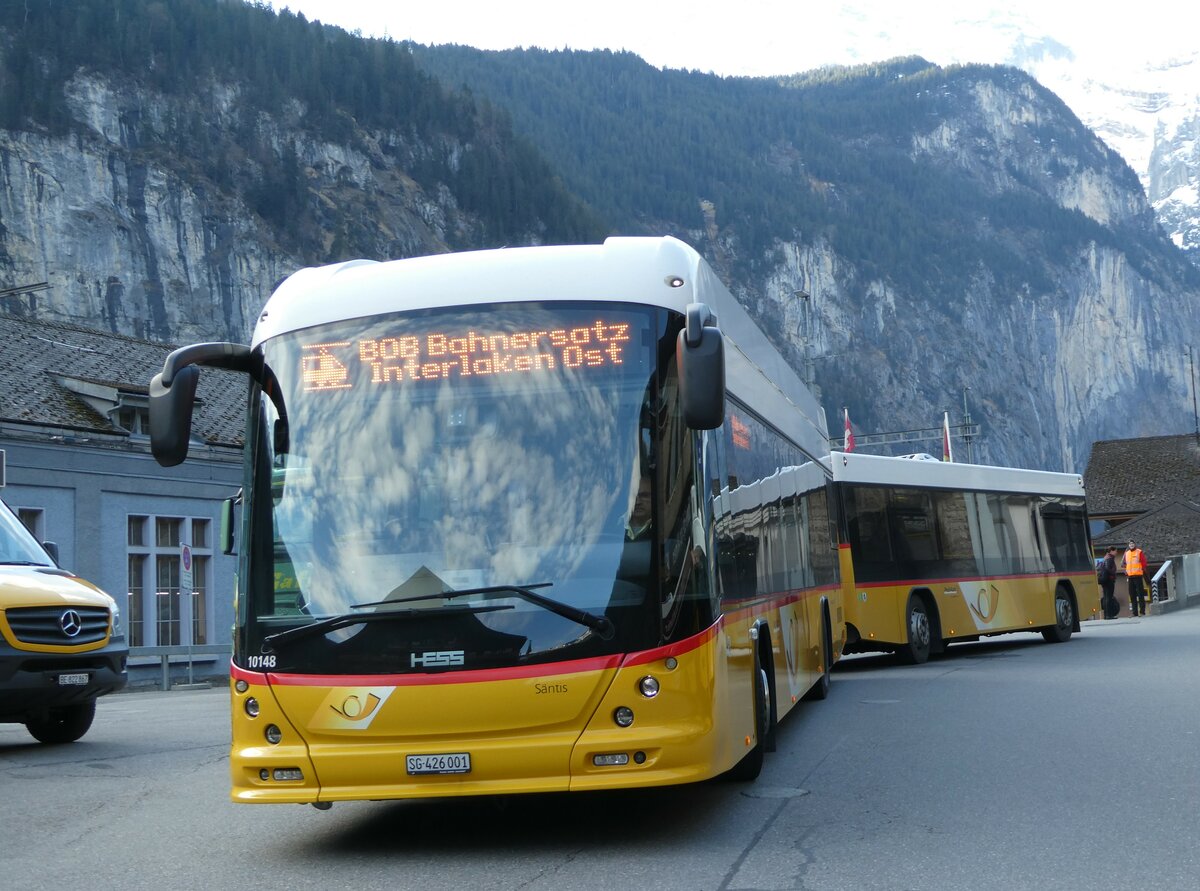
[3,610,1199,890]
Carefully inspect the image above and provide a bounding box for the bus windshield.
[243,301,666,672]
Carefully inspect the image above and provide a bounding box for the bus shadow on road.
[831,632,1085,675]
[306,781,733,856]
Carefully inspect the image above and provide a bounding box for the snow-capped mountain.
[1013,41,1200,261]
[790,5,1200,267]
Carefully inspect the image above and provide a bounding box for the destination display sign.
[300,320,634,392]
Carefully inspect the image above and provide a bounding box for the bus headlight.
[638,675,660,698]
[265,724,282,744]
[244,697,260,718]
[613,706,635,727]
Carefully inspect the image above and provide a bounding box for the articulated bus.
[831,452,1099,664]
[149,236,847,805]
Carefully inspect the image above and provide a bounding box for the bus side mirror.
[148,341,254,468]
[41,541,60,566]
[677,303,725,430]
[149,364,201,467]
[220,493,240,556]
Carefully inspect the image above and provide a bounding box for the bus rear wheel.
[1042,586,1074,643]
[898,596,932,665]
[25,700,96,744]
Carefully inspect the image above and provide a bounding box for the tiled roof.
[1093,501,1200,561]
[0,313,244,446]
[1083,434,1200,516]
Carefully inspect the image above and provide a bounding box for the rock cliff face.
[727,71,1199,472]
[0,72,472,345]
[2,58,1197,475]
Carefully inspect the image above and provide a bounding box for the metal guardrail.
[1152,560,1173,603]
[128,644,231,690]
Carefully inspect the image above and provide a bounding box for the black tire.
[803,612,833,702]
[1042,586,1075,643]
[898,595,932,665]
[726,659,770,782]
[25,700,97,744]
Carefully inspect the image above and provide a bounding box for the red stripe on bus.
[231,626,731,685]
[620,622,722,668]
[260,654,624,687]
[853,572,1092,588]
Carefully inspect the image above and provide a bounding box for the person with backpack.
[1123,540,1149,617]
[1098,546,1119,619]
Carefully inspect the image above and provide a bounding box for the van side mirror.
[41,541,60,565]
[677,303,726,430]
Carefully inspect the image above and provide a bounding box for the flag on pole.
[942,411,954,462]
[844,407,855,452]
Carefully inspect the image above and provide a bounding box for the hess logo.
[411,650,465,668]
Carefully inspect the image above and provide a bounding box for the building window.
[116,404,151,436]
[17,507,44,540]
[127,514,213,647]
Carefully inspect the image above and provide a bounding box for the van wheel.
[726,658,769,781]
[1042,586,1074,643]
[25,700,97,744]
[898,596,932,664]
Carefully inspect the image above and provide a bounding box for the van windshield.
[0,502,52,566]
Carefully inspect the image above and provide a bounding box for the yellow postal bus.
[832,452,1098,663]
[149,237,847,805]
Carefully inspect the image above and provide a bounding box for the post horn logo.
[329,693,383,722]
[969,585,1001,623]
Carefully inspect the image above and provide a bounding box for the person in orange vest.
[1123,540,1148,617]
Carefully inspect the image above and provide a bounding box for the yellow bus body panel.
[229,623,778,803]
[845,571,1099,648]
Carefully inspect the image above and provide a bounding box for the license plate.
[406,752,471,775]
[57,673,89,686]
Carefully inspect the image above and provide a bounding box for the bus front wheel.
[804,610,833,701]
[898,596,932,665]
[726,658,770,781]
[1042,586,1074,643]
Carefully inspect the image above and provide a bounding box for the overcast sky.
[264,1,1199,77]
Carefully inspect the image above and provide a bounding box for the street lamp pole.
[794,289,814,392]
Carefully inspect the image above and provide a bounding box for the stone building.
[1084,433,1200,611]
[0,313,244,683]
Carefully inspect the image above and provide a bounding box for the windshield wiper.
[356,582,615,640]
[261,603,513,653]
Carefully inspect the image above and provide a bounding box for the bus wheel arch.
[756,623,778,752]
[726,623,774,780]
[1042,583,1076,643]
[898,589,939,665]
[803,598,834,702]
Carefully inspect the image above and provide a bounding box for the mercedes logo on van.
[60,609,83,638]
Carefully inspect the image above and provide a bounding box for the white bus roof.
[828,451,1086,498]
[254,237,830,460]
